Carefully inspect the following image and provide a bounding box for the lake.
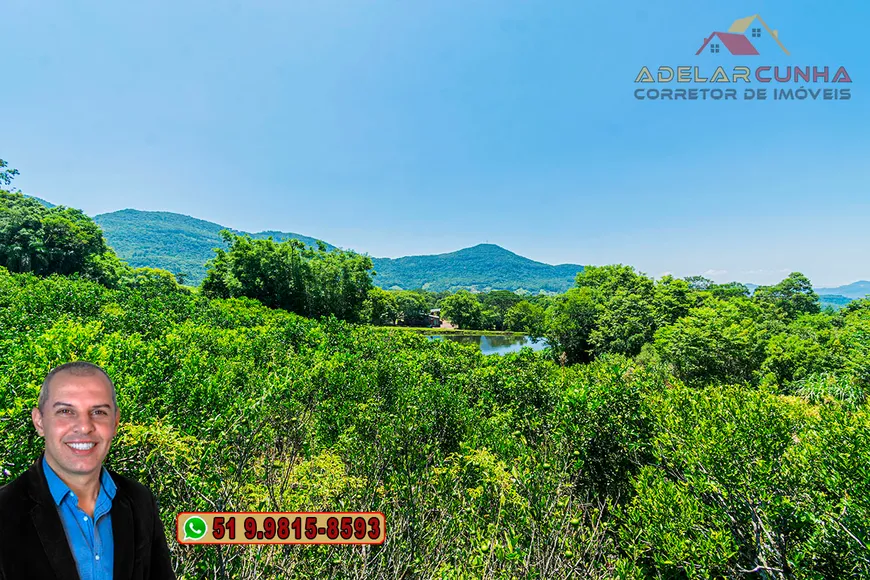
[427,334,549,356]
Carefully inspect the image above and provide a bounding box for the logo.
[634,13,852,102]
[696,14,789,56]
[183,516,209,541]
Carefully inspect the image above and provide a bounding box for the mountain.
[24,194,55,208]
[20,200,870,298]
[370,244,583,293]
[819,294,853,310]
[92,210,583,292]
[93,209,333,285]
[815,281,870,300]
[741,282,866,308]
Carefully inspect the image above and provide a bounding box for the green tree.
[590,288,657,357]
[578,265,658,357]
[0,191,124,284]
[753,272,820,321]
[202,231,305,312]
[653,298,769,387]
[759,313,841,391]
[478,290,523,330]
[684,275,713,290]
[0,159,19,189]
[503,300,546,337]
[479,308,500,330]
[394,290,430,326]
[201,231,373,322]
[304,241,374,322]
[654,275,693,327]
[545,287,597,364]
[440,290,482,329]
[683,275,749,301]
[364,286,399,326]
[708,281,750,300]
[575,264,651,298]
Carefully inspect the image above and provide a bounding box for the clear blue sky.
[3,0,867,287]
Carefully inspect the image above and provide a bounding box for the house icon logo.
[633,13,851,102]
[696,14,790,56]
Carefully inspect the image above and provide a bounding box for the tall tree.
[202,231,373,322]
[0,191,123,284]
[753,272,820,320]
[364,287,399,325]
[440,290,483,330]
[653,297,769,388]
[478,289,523,330]
[504,300,547,337]
[545,287,598,364]
[654,275,693,327]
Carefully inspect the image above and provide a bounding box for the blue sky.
[2,0,867,287]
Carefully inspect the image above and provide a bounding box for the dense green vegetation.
[2,173,869,578]
[2,265,868,578]
[201,231,373,323]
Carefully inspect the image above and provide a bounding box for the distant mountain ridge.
[90,208,584,292]
[818,294,854,310]
[93,209,335,284]
[815,281,870,300]
[371,244,584,293]
[21,197,870,298]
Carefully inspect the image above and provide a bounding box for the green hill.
[12,198,870,300]
[93,209,334,285]
[370,243,584,294]
[91,210,584,292]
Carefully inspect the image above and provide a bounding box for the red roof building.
[696,32,759,56]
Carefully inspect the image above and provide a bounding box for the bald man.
[0,361,176,580]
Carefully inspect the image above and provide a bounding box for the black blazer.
[0,455,176,580]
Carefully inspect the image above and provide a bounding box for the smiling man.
[0,361,176,580]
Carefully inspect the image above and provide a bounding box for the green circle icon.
[183,516,208,541]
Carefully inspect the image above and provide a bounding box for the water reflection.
[427,334,549,356]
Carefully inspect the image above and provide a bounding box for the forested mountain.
[91,209,585,291]
[370,244,584,294]
[92,209,334,284]
[25,198,870,298]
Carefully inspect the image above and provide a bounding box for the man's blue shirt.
[43,457,115,580]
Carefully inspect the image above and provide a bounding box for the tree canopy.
[201,231,374,322]
[0,190,127,286]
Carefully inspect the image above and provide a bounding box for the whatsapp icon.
[183,516,208,541]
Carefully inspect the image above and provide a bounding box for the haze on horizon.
[3,0,868,288]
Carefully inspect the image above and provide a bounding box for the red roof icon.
[696,31,759,56]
